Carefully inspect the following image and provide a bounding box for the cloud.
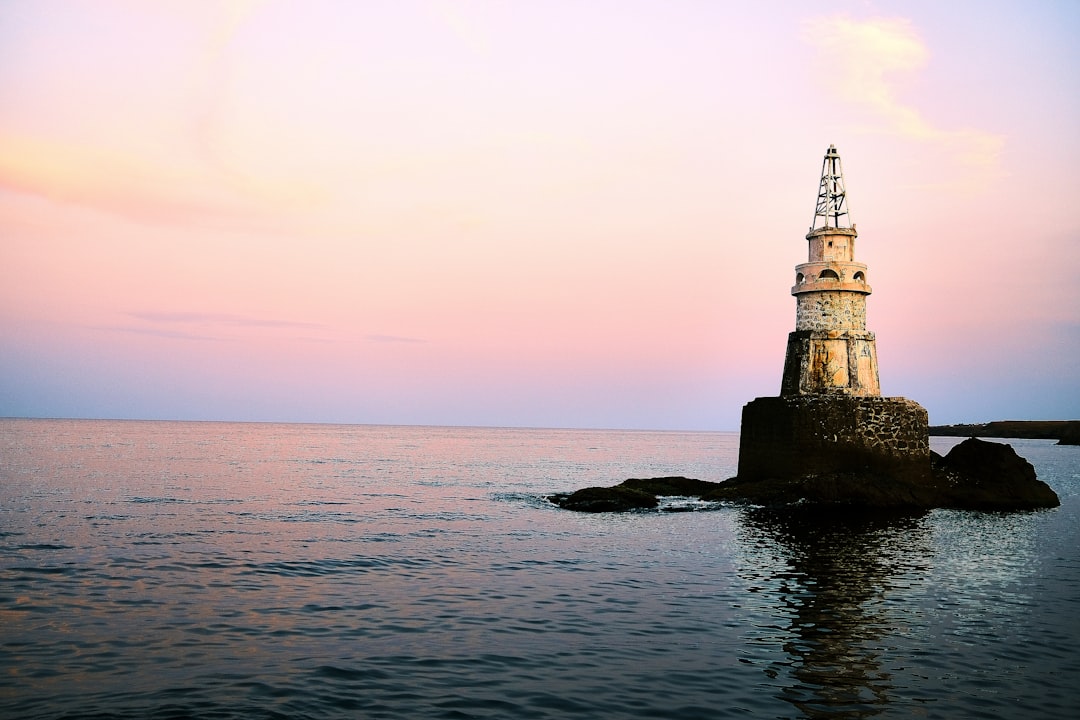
[803,15,1005,189]
[0,132,326,232]
[92,312,328,343]
[128,311,324,330]
[366,334,427,344]
[426,0,490,56]
[0,1,328,232]
[0,135,222,221]
[99,325,223,341]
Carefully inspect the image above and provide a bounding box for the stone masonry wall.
[737,395,930,482]
[796,291,867,331]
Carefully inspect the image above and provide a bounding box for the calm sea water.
[1,419,1078,719]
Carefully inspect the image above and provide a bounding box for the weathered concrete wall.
[737,395,929,482]
[781,330,881,396]
[807,227,857,263]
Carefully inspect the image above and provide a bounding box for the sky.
[1,0,1078,430]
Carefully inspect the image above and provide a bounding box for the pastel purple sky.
[2,0,1077,429]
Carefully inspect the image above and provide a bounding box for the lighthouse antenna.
[811,145,853,231]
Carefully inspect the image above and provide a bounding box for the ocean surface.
[1,419,1078,719]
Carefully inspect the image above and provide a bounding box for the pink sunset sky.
[1,0,1077,430]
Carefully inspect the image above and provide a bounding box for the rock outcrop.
[549,438,1059,513]
[549,477,718,513]
[930,438,1060,510]
[548,485,658,513]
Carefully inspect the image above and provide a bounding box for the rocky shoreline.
[930,420,1080,445]
[550,438,1060,513]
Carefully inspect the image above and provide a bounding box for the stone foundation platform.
[551,400,1058,511]
[737,395,930,482]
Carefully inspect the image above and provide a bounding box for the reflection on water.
[738,509,933,718]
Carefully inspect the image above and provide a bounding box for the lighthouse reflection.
[737,508,932,718]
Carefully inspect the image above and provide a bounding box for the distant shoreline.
[929,420,1080,445]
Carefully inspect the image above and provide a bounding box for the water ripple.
[1,422,1077,719]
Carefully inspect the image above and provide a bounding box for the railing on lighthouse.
[811,144,852,232]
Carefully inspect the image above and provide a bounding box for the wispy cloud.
[101,311,327,341]
[0,132,325,232]
[366,334,426,344]
[99,325,223,341]
[0,2,326,233]
[803,15,1006,189]
[128,311,324,330]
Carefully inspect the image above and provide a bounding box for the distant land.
[929,420,1080,446]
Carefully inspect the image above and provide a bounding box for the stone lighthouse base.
[549,393,1059,511]
[737,395,930,483]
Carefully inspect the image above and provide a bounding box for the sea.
[1,418,1078,720]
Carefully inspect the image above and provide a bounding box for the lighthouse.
[781,145,881,396]
[735,146,930,485]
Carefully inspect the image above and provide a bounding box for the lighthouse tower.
[781,145,880,396]
[735,145,929,485]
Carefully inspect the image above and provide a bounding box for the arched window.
[853,271,866,282]
[818,268,840,281]
[795,272,804,284]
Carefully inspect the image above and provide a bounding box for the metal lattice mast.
[810,145,852,231]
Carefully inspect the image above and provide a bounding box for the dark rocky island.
[549,437,1059,513]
